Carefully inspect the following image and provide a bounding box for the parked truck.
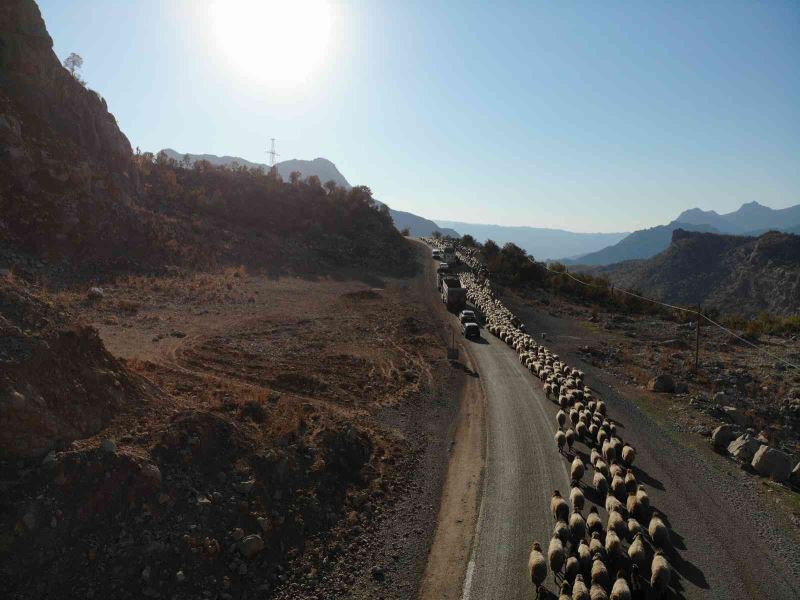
[441,276,467,312]
[442,245,457,265]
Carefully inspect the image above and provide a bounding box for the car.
[436,262,450,274]
[459,309,477,324]
[462,321,480,340]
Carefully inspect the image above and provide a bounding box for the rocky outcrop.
[711,424,739,450]
[751,446,793,482]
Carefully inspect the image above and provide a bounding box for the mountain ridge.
[160,149,458,238]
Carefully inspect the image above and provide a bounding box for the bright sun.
[208,0,333,87]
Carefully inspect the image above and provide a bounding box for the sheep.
[590,448,601,466]
[559,581,573,600]
[565,555,580,584]
[626,493,640,521]
[565,428,576,453]
[529,541,548,595]
[627,517,643,540]
[635,485,649,514]
[624,469,637,494]
[621,444,635,466]
[554,519,571,545]
[607,508,628,540]
[589,531,605,559]
[605,495,624,517]
[648,512,670,549]
[570,409,580,426]
[590,583,609,600]
[552,491,570,522]
[627,533,647,569]
[576,421,588,439]
[571,457,585,483]
[570,482,585,512]
[586,506,603,536]
[609,462,624,480]
[557,409,568,428]
[611,474,626,501]
[549,535,566,583]
[610,571,631,600]
[556,430,567,454]
[593,471,609,498]
[650,550,671,597]
[591,553,609,589]
[595,460,610,481]
[572,574,590,600]
[605,529,622,559]
[630,565,644,600]
[577,539,592,574]
[569,511,587,544]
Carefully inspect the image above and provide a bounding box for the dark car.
[462,321,480,340]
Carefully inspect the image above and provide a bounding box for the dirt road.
[456,304,800,599]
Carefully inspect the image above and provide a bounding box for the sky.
[39,0,799,233]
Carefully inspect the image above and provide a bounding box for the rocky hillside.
[161,149,459,238]
[587,229,800,316]
[676,201,800,234]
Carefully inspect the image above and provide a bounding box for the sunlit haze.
[38,1,799,232]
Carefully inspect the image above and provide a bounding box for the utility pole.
[266,138,279,167]
[695,304,702,371]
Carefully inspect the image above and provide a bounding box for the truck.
[442,245,456,265]
[441,276,467,312]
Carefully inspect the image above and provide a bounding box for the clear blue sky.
[39,1,799,233]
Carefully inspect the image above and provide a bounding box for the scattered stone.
[647,374,675,393]
[692,425,711,437]
[711,425,739,449]
[751,446,793,482]
[100,439,117,454]
[238,534,264,559]
[176,570,185,583]
[87,287,105,301]
[370,565,385,582]
[727,434,764,463]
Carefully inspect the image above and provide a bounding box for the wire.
[541,262,800,371]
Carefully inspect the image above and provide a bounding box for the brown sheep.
[586,506,603,536]
[559,581,572,600]
[572,574,590,600]
[591,553,609,589]
[569,511,587,544]
[648,513,670,549]
[590,583,609,600]
[570,482,585,512]
[627,533,647,569]
[610,570,631,600]
[549,535,566,583]
[552,490,570,522]
[528,541,548,593]
[650,550,671,597]
[571,457,586,483]
[556,430,567,454]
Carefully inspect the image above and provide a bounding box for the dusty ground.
[0,245,472,600]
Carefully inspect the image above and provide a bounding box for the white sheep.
[590,583,609,600]
[605,529,622,559]
[558,581,572,600]
[572,574,590,600]
[591,553,609,589]
[648,512,669,549]
[610,571,631,600]
[627,533,647,569]
[586,506,603,536]
[555,430,567,454]
[552,490,569,522]
[549,535,566,583]
[528,541,548,595]
[569,511,587,544]
[571,457,585,483]
[570,482,585,512]
[650,550,671,597]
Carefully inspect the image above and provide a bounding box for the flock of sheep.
[425,239,681,600]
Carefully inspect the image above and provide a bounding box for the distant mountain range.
[583,229,800,316]
[160,149,458,238]
[562,202,800,266]
[433,221,629,261]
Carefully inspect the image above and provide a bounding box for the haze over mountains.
[161,149,459,239]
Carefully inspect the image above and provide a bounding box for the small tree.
[289,171,301,185]
[63,52,86,85]
[432,230,442,239]
[324,180,337,194]
[400,227,411,236]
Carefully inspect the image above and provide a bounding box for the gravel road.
[459,311,800,600]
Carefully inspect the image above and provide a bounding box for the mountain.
[586,229,800,316]
[433,221,629,261]
[676,201,800,234]
[563,202,800,266]
[562,221,720,266]
[160,150,458,238]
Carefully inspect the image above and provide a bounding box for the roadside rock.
[751,446,793,482]
[238,534,264,559]
[727,434,765,463]
[100,439,117,454]
[722,406,752,428]
[711,425,739,450]
[647,374,675,393]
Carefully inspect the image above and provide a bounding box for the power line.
[541,262,799,371]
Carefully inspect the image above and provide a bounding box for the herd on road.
[425,239,683,600]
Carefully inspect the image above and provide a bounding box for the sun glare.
[208,0,333,87]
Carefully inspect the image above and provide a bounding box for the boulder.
[238,534,264,559]
[751,446,793,482]
[711,424,739,450]
[727,434,764,463]
[674,382,689,394]
[647,374,675,393]
[721,406,751,427]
